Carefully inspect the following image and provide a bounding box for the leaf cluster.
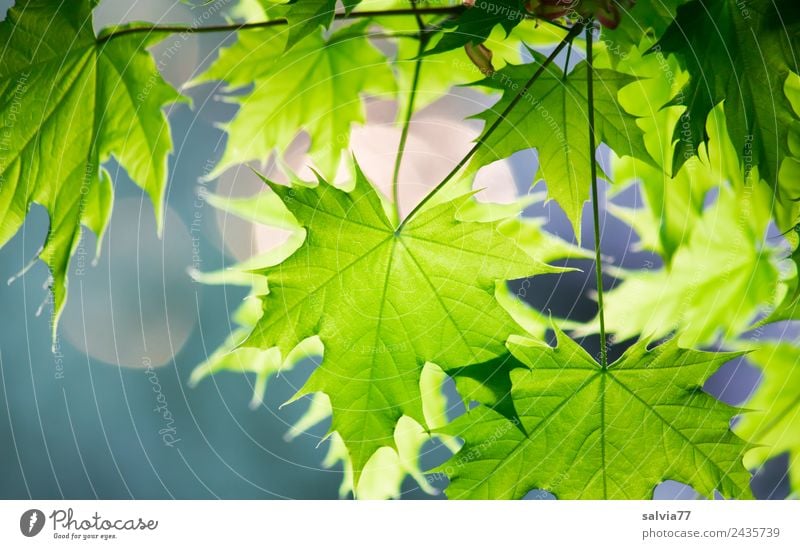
[2,0,800,499]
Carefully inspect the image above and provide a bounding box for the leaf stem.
[391,1,428,221]
[562,40,573,81]
[585,24,608,369]
[398,21,585,230]
[97,6,465,43]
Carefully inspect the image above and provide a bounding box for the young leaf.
[467,53,650,238]
[243,162,559,487]
[439,329,752,499]
[735,343,800,497]
[592,184,779,347]
[193,22,394,180]
[0,0,185,326]
[656,0,800,189]
[602,38,714,262]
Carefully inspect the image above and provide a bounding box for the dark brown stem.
[97,6,465,43]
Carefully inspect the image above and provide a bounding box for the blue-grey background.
[0,0,791,499]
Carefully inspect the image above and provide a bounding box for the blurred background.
[0,0,792,499]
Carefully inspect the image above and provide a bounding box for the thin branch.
[397,20,586,231]
[585,23,608,369]
[391,1,428,221]
[368,31,423,41]
[97,6,465,44]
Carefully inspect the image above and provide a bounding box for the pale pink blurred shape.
[342,97,518,215]
[61,199,196,368]
[217,93,519,257]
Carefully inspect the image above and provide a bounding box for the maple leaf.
[591,184,779,347]
[735,343,800,497]
[193,21,394,180]
[240,162,559,487]
[601,36,714,262]
[438,328,752,499]
[189,173,588,497]
[655,0,800,190]
[596,100,781,342]
[190,168,591,499]
[466,52,650,238]
[0,0,184,326]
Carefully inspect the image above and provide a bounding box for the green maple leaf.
[241,162,559,486]
[427,0,525,55]
[656,0,800,190]
[601,93,781,338]
[189,174,588,497]
[193,195,532,495]
[0,0,184,328]
[593,184,779,347]
[735,343,800,497]
[193,22,394,180]
[602,35,711,262]
[608,40,771,264]
[467,53,650,238]
[438,329,752,499]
